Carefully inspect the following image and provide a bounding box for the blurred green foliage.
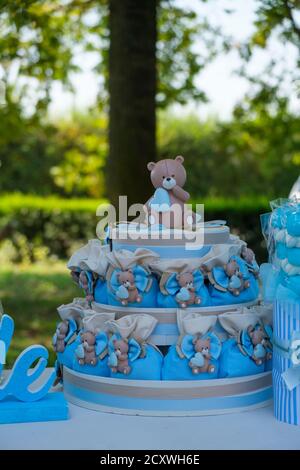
[0,104,299,199]
[159,100,300,199]
[0,193,270,265]
[0,109,107,197]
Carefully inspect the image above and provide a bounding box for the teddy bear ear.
[147,161,156,171]
[175,155,184,164]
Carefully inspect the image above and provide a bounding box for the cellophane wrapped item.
[261,197,300,425]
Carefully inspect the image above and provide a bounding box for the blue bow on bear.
[181,332,222,361]
[110,265,152,303]
[239,323,273,365]
[180,332,222,375]
[75,331,109,362]
[52,318,78,351]
[164,269,204,305]
[209,256,250,295]
[107,333,141,375]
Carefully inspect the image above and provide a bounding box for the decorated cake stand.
[55,156,273,418]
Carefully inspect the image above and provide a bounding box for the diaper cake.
[53,156,273,416]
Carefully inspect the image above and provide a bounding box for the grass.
[0,262,81,367]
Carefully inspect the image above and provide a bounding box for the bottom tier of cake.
[63,367,272,417]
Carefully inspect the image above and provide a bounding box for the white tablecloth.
[1,401,300,450]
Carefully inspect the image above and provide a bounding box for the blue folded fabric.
[209,273,259,306]
[162,345,219,380]
[71,331,111,377]
[93,278,108,304]
[157,285,211,308]
[72,355,111,377]
[57,339,79,369]
[219,338,265,378]
[110,344,163,380]
[107,266,158,308]
[157,269,211,308]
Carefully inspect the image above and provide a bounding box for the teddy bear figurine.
[241,246,260,278]
[76,331,98,366]
[175,272,202,308]
[189,336,216,374]
[247,324,272,365]
[145,156,196,229]
[69,268,95,304]
[79,270,94,304]
[207,259,249,296]
[109,338,131,375]
[53,320,70,353]
[116,270,142,306]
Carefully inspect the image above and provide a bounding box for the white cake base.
[63,366,272,417]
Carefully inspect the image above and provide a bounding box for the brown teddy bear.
[70,269,95,304]
[145,156,194,228]
[110,338,131,375]
[175,272,201,308]
[189,336,216,374]
[78,331,98,366]
[241,246,259,278]
[207,259,249,296]
[53,320,70,353]
[79,271,94,304]
[247,325,272,365]
[116,270,142,306]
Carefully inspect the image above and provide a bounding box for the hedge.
[0,193,271,263]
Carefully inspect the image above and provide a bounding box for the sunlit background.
[0,0,299,364]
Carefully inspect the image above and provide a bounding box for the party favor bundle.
[261,198,300,425]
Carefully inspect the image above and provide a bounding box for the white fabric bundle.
[57,297,111,327]
[177,309,218,336]
[105,314,158,341]
[82,311,116,334]
[106,248,159,271]
[242,304,273,326]
[218,311,259,337]
[200,241,245,270]
[150,258,202,275]
[67,239,109,277]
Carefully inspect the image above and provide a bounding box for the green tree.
[238,0,300,108]
[0,0,222,203]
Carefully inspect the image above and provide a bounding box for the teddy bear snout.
[163,176,176,190]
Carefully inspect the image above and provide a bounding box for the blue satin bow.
[274,331,300,391]
[181,332,222,361]
[75,331,109,360]
[107,333,141,368]
[110,266,151,295]
[52,318,78,349]
[164,269,204,296]
[240,323,273,358]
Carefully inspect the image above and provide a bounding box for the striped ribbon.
[273,300,300,425]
